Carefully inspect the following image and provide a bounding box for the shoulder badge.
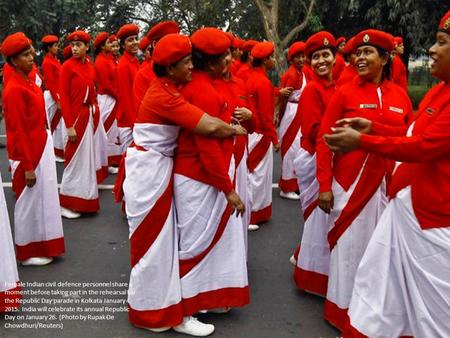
[363,34,370,43]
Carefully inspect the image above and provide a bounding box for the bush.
[408,85,429,109]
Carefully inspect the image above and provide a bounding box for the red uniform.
[133,60,156,110]
[336,64,358,86]
[41,53,61,103]
[236,63,253,82]
[230,59,243,75]
[95,52,117,98]
[332,52,346,81]
[116,51,139,128]
[391,54,408,92]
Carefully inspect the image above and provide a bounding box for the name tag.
[389,106,403,113]
[359,103,377,109]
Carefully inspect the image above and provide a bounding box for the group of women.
[1,8,449,338]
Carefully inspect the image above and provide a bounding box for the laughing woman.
[1,32,64,265]
[315,29,413,330]
[326,10,450,338]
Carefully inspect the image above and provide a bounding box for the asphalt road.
[0,123,339,338]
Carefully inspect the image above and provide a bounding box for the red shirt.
[95,52,117,98]
[2,69,47,171]
[174,71,234,194]
[391,55,408,92]
[298,73,336,155]
[332,52,346,81]
[230,59,243,75]
[236,63,253,82]
[280,65,305,90]
[133,60,156,110]
[41,53,61,102]
[246,67,278,145]
[137,76,203,129]
[336,64,358,86]
[360,82,450,230]
[302,63,314,81]
[3,63,40,88]
[317,78,413,193]
[60,57,97,128]
[116,51,139,127]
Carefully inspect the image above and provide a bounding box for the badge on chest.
[359,103,377,109]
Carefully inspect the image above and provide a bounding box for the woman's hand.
[67,127,77,143]
[279,86,294,97]
[324,127,361,153]
[318,191,334,214]
[233,107,252,121]
[25,170,37,187]
[232,124,247,136]
[335,117,372,134]
[226,190,246,217]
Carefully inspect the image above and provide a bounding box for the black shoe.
[0,142,5,149]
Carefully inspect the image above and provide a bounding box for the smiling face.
[71,41,88,59]
[110,40,120,56]
[167,54,194,85]
[310,48,335,80]
[11,47,35,74]
[292,53,306,70]
[208,49,232,79]
[355,45,388,84]
[122,35,139,55]
[429,31,450,83]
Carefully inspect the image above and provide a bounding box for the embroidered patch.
[323,38,329,46]
[363,34,370,43]
[426,107,435,115]
[359,103,377,109]
[444,18,450,30]
[389,106,403,113]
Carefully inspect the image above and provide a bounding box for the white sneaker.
[55,156,65,163]
[60,207,81,219]
[205,307,231,314]
[248,224,260,231]
[21,257,54,266]
[289,255,296,265]
[135,325,170,333]
[279,191,300,200]
[108,166,119,174]
[173,316,215,337]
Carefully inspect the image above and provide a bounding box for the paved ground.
[0,124,339,338]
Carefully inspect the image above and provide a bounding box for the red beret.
[41,35,59,44]
[242,39,258,52]
[336,36,346,46]
[343,37,355,55]
[138,36,151,52]
[288,41,306,61]
[147,21,179,42]
[62,45,72,60]
[232,37,244,49]
[68,30,90,44]
[191,27,231,55]
[1,32,32,57]
[305,31,336,58]
[153,33,192,66]
[94,32,109,49]
[251,41,275,59]
[108,34,118,42]
[117,24,139,41]
[439,10,450,33]
[353,29,395,52]
[394,36,403,46]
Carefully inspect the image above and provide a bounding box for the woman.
[336,37,358,86]
[41,34,65,161]
[325,10,450,338]
[124,33,246,336]
[116,23,140,154]
[108,35,120,63]
[292,32,337,296]
[235,39,257,81]
[278,41,308,200]
[1,32,64,265]
[245,41,279,229]
[0,171,22,311]
[59,30,101,218]
[94,32,121,170]
[315,29,413,330]
[174,27,249,325]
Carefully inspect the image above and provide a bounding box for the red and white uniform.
[293,74,336,296]
[42,52,66,158]
[333,52,346,81]
[59,57,102,212]
[116,51,139,153]
[316,78,412,330]
[133,60,156,110]
[3,69,65,261]
[345,82,450,338]
[0,172,22,312]
[391,54,408,93]
[278,65,307,193]
[95,52,121,166]
[336,64,358,86]
[246,67,278,224]
[174,71,249,315]
[125,77,205,328]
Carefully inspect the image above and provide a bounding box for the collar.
[312,71,334,88]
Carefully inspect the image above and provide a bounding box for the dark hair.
[376,47,392,80]
[191,47,226,71]
[240,50,249,63]
[94,40,107,57]
[5,46,32,66]
[42,42,56,53]
[252,57,263,68]
[153,62,167,77]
